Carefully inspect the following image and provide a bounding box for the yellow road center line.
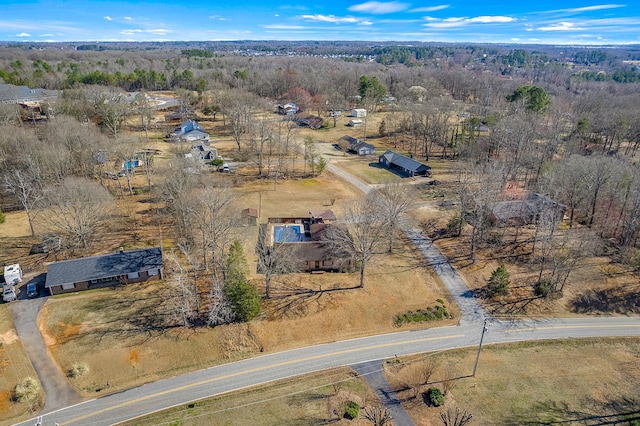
[61,333,464,425]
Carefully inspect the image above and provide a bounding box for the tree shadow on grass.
[266,282,360,320]
[517,397,640,425]
[570,285,640,315]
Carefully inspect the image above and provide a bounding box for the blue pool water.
[274,225,303,243]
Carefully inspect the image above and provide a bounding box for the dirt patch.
[0,330,18,345]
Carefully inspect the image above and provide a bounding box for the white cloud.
[104,16,112,21]
[468,16,515,23]
[538,21,583,31]
[562,4,625,13]
[274,14,279,17]
[262,24,304,29]
[124,16,132,20]
[410,5,449,13]
[120,28,170,35]
[209,15,227,21]
[16,32,31,37]
[348,1,409,14]
[424,15,515,28]
[301,14,360,24]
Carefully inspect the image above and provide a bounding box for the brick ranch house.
[263,210,355,273]
[45,247,163,295]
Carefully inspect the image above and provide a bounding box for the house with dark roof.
[45,247,163,295]
[170,119,209,142]
[339,135,375,156]
[378,150,431,177]
[0,83,57,105]
[277,102,299,116]
[294,113,323,129]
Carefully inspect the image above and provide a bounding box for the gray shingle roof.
[45,247,163,288]
[379,150,430,173]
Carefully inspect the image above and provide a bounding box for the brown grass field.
[1,104,639,422]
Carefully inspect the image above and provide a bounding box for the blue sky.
[2,1,639,45]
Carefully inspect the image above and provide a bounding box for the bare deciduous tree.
[326,194,388,288]
[363,404,393,426]
[255,225,304,298]
[2,165,42,236]
[440,407,473,426]
[39,177,114,252]
[372,181,415,253]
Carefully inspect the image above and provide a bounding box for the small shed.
[240,208,259,226]
[348,119,363,127]
[351,108,367,118]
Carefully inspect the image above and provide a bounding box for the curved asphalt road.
[15,317,640,426]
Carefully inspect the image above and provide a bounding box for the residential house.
[170,119,209,142]
[294,113,323,129]
[488,193,567,226]
[338,135,375,156]
[277,102,299,116]
[378,150,431,177]
[0,83,57,105]
[45,247,163,295]
[185,141,218,164]
[351,108,367,118]
[263,212,354,273]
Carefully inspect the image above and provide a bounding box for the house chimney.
[119,246,124,253]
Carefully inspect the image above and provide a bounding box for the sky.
[1,1,639,45]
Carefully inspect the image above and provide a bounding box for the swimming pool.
[273,225,303,243]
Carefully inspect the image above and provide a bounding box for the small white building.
[351,108,367,118]
[348,119,363,127]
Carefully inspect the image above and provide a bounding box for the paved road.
[14,317,640,426]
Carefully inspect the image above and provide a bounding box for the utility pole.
[472,319,489,377]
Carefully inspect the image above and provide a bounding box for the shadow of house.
[378,150,431,177]
[488,193,567,226]
[45,247,163,295]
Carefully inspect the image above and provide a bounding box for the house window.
[90,279,98,284]
[62,283,75,290]
[315,261,320,269]
[148,269,159,276]
[127,272,140,279]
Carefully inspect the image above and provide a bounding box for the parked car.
[219,163,230,173]
[27,282,39,298]
[3,286,17,302]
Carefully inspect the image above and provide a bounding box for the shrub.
[0,209,5,224]
[133,188,145,195]
[394,300,451,326]
[535,279,552,297]
[69,363,89,378]
[343,401,360,419]
[14,377,40,403]
[211,157,224,167]
[446,214,465,236]
[426,387,445,407]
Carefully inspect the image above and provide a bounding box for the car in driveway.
[3,285,17,302]
[27,282,39,298]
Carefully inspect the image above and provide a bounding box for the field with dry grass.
[0,306,43,426]
[386,338,640,425]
